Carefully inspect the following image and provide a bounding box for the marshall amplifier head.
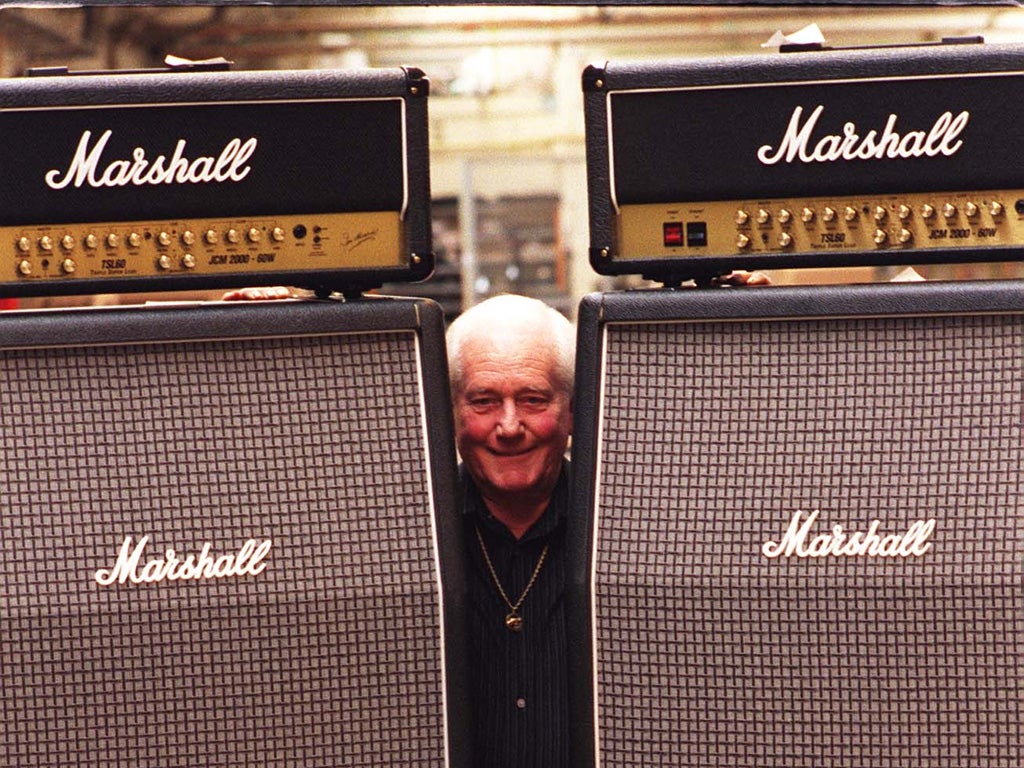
[584,40,1024,284]
[566,282,1024,768]
[0,297,470,767]
[0,66,432,298]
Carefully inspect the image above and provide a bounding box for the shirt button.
[516,697,527,710]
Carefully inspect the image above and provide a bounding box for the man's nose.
[495,400,523,436]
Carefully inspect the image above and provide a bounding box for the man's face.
[454,331,572,509]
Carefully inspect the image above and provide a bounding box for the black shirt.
[462,464,570,768]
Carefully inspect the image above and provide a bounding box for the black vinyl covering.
[0,66,433,295]
[567,280,1024,767]
[0,296,470,768]
[584,41,1024,282]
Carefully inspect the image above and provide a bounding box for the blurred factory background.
[3,4,1024,314]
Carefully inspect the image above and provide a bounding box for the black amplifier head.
[584,40,1024,284]
[0,66,432,298]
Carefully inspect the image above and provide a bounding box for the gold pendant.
[505,612,523,632]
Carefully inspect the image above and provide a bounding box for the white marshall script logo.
[45,129,257,190]
[761,510,936,559]
[756,105,969,166]
[94,535,272,586]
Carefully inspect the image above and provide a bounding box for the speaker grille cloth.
[0,330,446,766]
[594,313,1023,767]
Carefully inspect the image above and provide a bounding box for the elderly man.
[446,294,575,768]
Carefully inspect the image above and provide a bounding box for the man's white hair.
[446,294,575,398]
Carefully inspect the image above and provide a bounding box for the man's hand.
[221,286,293,301]
[713,270,771,287]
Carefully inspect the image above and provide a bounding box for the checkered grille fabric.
[593,313,1023,768]
[0,330,446,766]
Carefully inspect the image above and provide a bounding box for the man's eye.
[519,396,549,409]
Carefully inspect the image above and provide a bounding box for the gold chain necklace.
[475,526,549,632]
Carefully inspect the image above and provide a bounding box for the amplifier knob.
[777,232,793,248]
[734,209,750,226]
[60,235,75,251]
[989,201,1005,217]
[158,254,173,270]
[898,228,914,244]
[60,258,76,274]
[204,229,218,245]
[157,231,173,247]
[181,230,196,246]
[226,228,241,244]
[271,227,286,242]
[39,235,54,251]
[85,234,99,249]
[822,207,837,223]
[247,227,261,243]
[777,208,792,224]
[965,202,979,218]
[843,206,859,222]
[16,237,31,253]
[106,233,119,248]
[756,209,771,225]
[801,207,815,223]
[898,204,913,221]
[127,232,142,248]
[921,204,936,220]
[942,203,957,219]
[873,206,888,223]
[17,259,31,275]
[182,254,196,269]
[873,229,888,246]
[736,233,751,249]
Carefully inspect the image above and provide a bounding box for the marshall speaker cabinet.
[583,40,1024,284]
[0,297,469,767]
[0,65,432,298]
[567,282,1023,768]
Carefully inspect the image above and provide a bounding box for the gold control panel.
[6,211,406,284]
[616,190,1023,261]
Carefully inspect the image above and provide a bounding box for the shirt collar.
[462,461,569,544]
